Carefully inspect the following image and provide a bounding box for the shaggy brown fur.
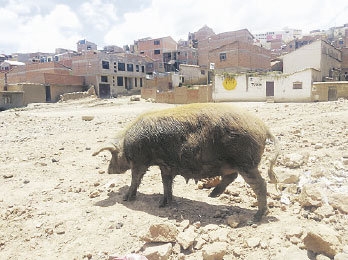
[93,103,279,221]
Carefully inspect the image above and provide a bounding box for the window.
[127,64,134,72]
[102,60,109,69]
[154,40,160,45]
[140,78,143,87]
[147,63,153,69]
[118,62,125,71]
[117,76,123,86]
[220,53,226,61]
[293,82,302,89]
[154,49,161,55]
[136,65,139,72]
[101,76,108,82]
[339,40,344,45]
[141,66,145,73]
[140,51,144,54]
[135,78,138,87]
[201,70,205,75]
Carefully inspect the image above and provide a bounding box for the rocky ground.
[0,96,347,260]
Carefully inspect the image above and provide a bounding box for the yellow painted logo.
[223,77,237,90]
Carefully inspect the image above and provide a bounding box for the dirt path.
[1,97,347,259]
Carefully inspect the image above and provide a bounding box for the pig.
[93,103,279,221]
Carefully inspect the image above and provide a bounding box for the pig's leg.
[209,172,238,197]
[159,167,174,207]
[123,166,147,201]
[240,167,268,222]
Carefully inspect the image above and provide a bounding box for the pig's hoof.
[253,208,269,222]
[159,197,172,207]
[208,189,221,198]
[123,193,136,201]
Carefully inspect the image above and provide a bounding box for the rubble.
[201,242,228,260]
[142,223,178,243]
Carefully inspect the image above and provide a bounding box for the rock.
[315,143,324,149]
[142,223,178,242]
[246,237,260,248]
[143,243,172,260]
[202,242,228,260]
[303,224,341,258]
[334,253,348,260]
[98,170,105,174]
[317,255,331,260]
[278,171,300,184]
[329,193,348,214]
[208,228,230,242]
[315,204,335,218]
[3,174,13,179]
[23,180,30,184]
[286,226,303,239]
[179,220,190,230]
[273,246,309,260]
[343,245,348,254]
[226,214,245,228]
[130,96,140,101]
[282,153,306,168]
[89,191,100,198]
[299,184,325,207]
[177,226,196,250]
[51,158,59,163]
[82,116,94,121]
[194,237,206,250]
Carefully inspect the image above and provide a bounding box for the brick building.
[163,46,198,72]
[188,25,215,48]
[197,29,254,68]
[72,51,147,98]
[77,39,97,53]
[133,36,177,73]
[0,62,84,102]
[341,47,348,80]
[208,41,272,73]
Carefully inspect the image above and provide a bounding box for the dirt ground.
[0,97,347,260]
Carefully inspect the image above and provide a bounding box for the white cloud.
[80,0,118,31]
[0,4,82,53]
[104,0,348,47]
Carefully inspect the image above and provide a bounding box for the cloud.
[80,0,118,31]
[0,3,82,53]
[104,0,348,47]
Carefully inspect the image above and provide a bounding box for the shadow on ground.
[95,186,278,227]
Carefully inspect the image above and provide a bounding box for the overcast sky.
[0,0,347,54]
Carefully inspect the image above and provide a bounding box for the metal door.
[266,81,274,96]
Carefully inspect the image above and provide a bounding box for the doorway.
[45,85,51,102]
[328,86,337,101]
[99,84,110,98]
[266,81,274,97]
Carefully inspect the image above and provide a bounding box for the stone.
[3,174,13,179]
[303,224,341,258]
[273,246,309,260]
[208,228,230,242]
[179,220,190,230]
[226,214,244,228]
[82,116,94,121]
[246,237,260,248]
[202,242,228,260]
[317,255,331,260]
[130,96,141,101]
[142,223,178,242]
[299,184,324,207]
[315,143,324,149]
[334,253,348,260]
[286,226,303,239]
[343,245,348,254]
[315,204,335,218]
[282,153,306,168]
[194,237,206,250]
[329,193,348,214]
[177,226,196,250]
[143,243,172,260]
[89,191,100,198]
[278,171,300,184]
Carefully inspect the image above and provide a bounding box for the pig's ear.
[92,145,119,156]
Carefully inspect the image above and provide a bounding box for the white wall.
[283,40,321,74]
[213,69,315,102]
